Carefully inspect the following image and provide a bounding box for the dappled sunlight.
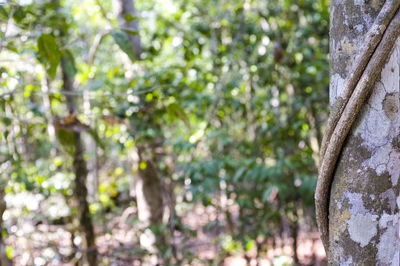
[0,0,330,264]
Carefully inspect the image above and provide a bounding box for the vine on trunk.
[315,0,400,251]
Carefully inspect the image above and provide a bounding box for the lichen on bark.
[328,1,400,264]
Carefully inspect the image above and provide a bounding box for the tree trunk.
[136,152,163,227]
[72,132,97,266]
[329,1,400,264]
[291,214,299,265]
[0,190,12,266]
[40,73,57,156]
[61,58,97,266]
[136,145,164,251]
[114,0,165,253]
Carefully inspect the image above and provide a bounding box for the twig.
[94,0,114,25]
[0,5,14,53]
[87,30,110,65]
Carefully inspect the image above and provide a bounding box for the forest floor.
[5,196,327,265]
[181,204,327,266]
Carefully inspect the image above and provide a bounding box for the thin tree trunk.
[0,189,12,266]
[40,71,57,155]
[72,132,97,265]
[329,1,400,264]
[83,89,98,202]
[61,58,97,266]
[291,216,299,265]
[50,0,98,259]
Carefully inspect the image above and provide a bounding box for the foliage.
[0,0,329,264]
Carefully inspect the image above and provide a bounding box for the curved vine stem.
[315,1,400,251]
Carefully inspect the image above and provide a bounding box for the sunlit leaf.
[124,13,136,22]
[37,34,61,78]
[110,29,136,61]
[6,246,13,259]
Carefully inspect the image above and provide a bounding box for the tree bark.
[114,0,164,253]
[61,58,97,266]
[72,132,97,266]
[40,73,57,156]
[291,217,299,265]
[136,145,164,251]
[136,147,163,225]
[0,190,12,266]
[329,1,400,264]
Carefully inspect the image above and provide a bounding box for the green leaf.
[110,29,136,61]
[262,186,275,203]
[245,239,255,251]
[1,116,12,126]
[37,34,61,78]
[87,128,105,150]
[124,13,137,22]
[167,103,189,126]
[12,6,25,23]
[232,166,246,182]
[56,128,76,155]
[122,28,138,36]
[0,6,8,20]
[6,41,17,53]
[6,246,13,259]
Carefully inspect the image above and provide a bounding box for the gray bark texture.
[328,1,400,264]
[316,0,400,252]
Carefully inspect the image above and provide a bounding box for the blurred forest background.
[0,0,329,265]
